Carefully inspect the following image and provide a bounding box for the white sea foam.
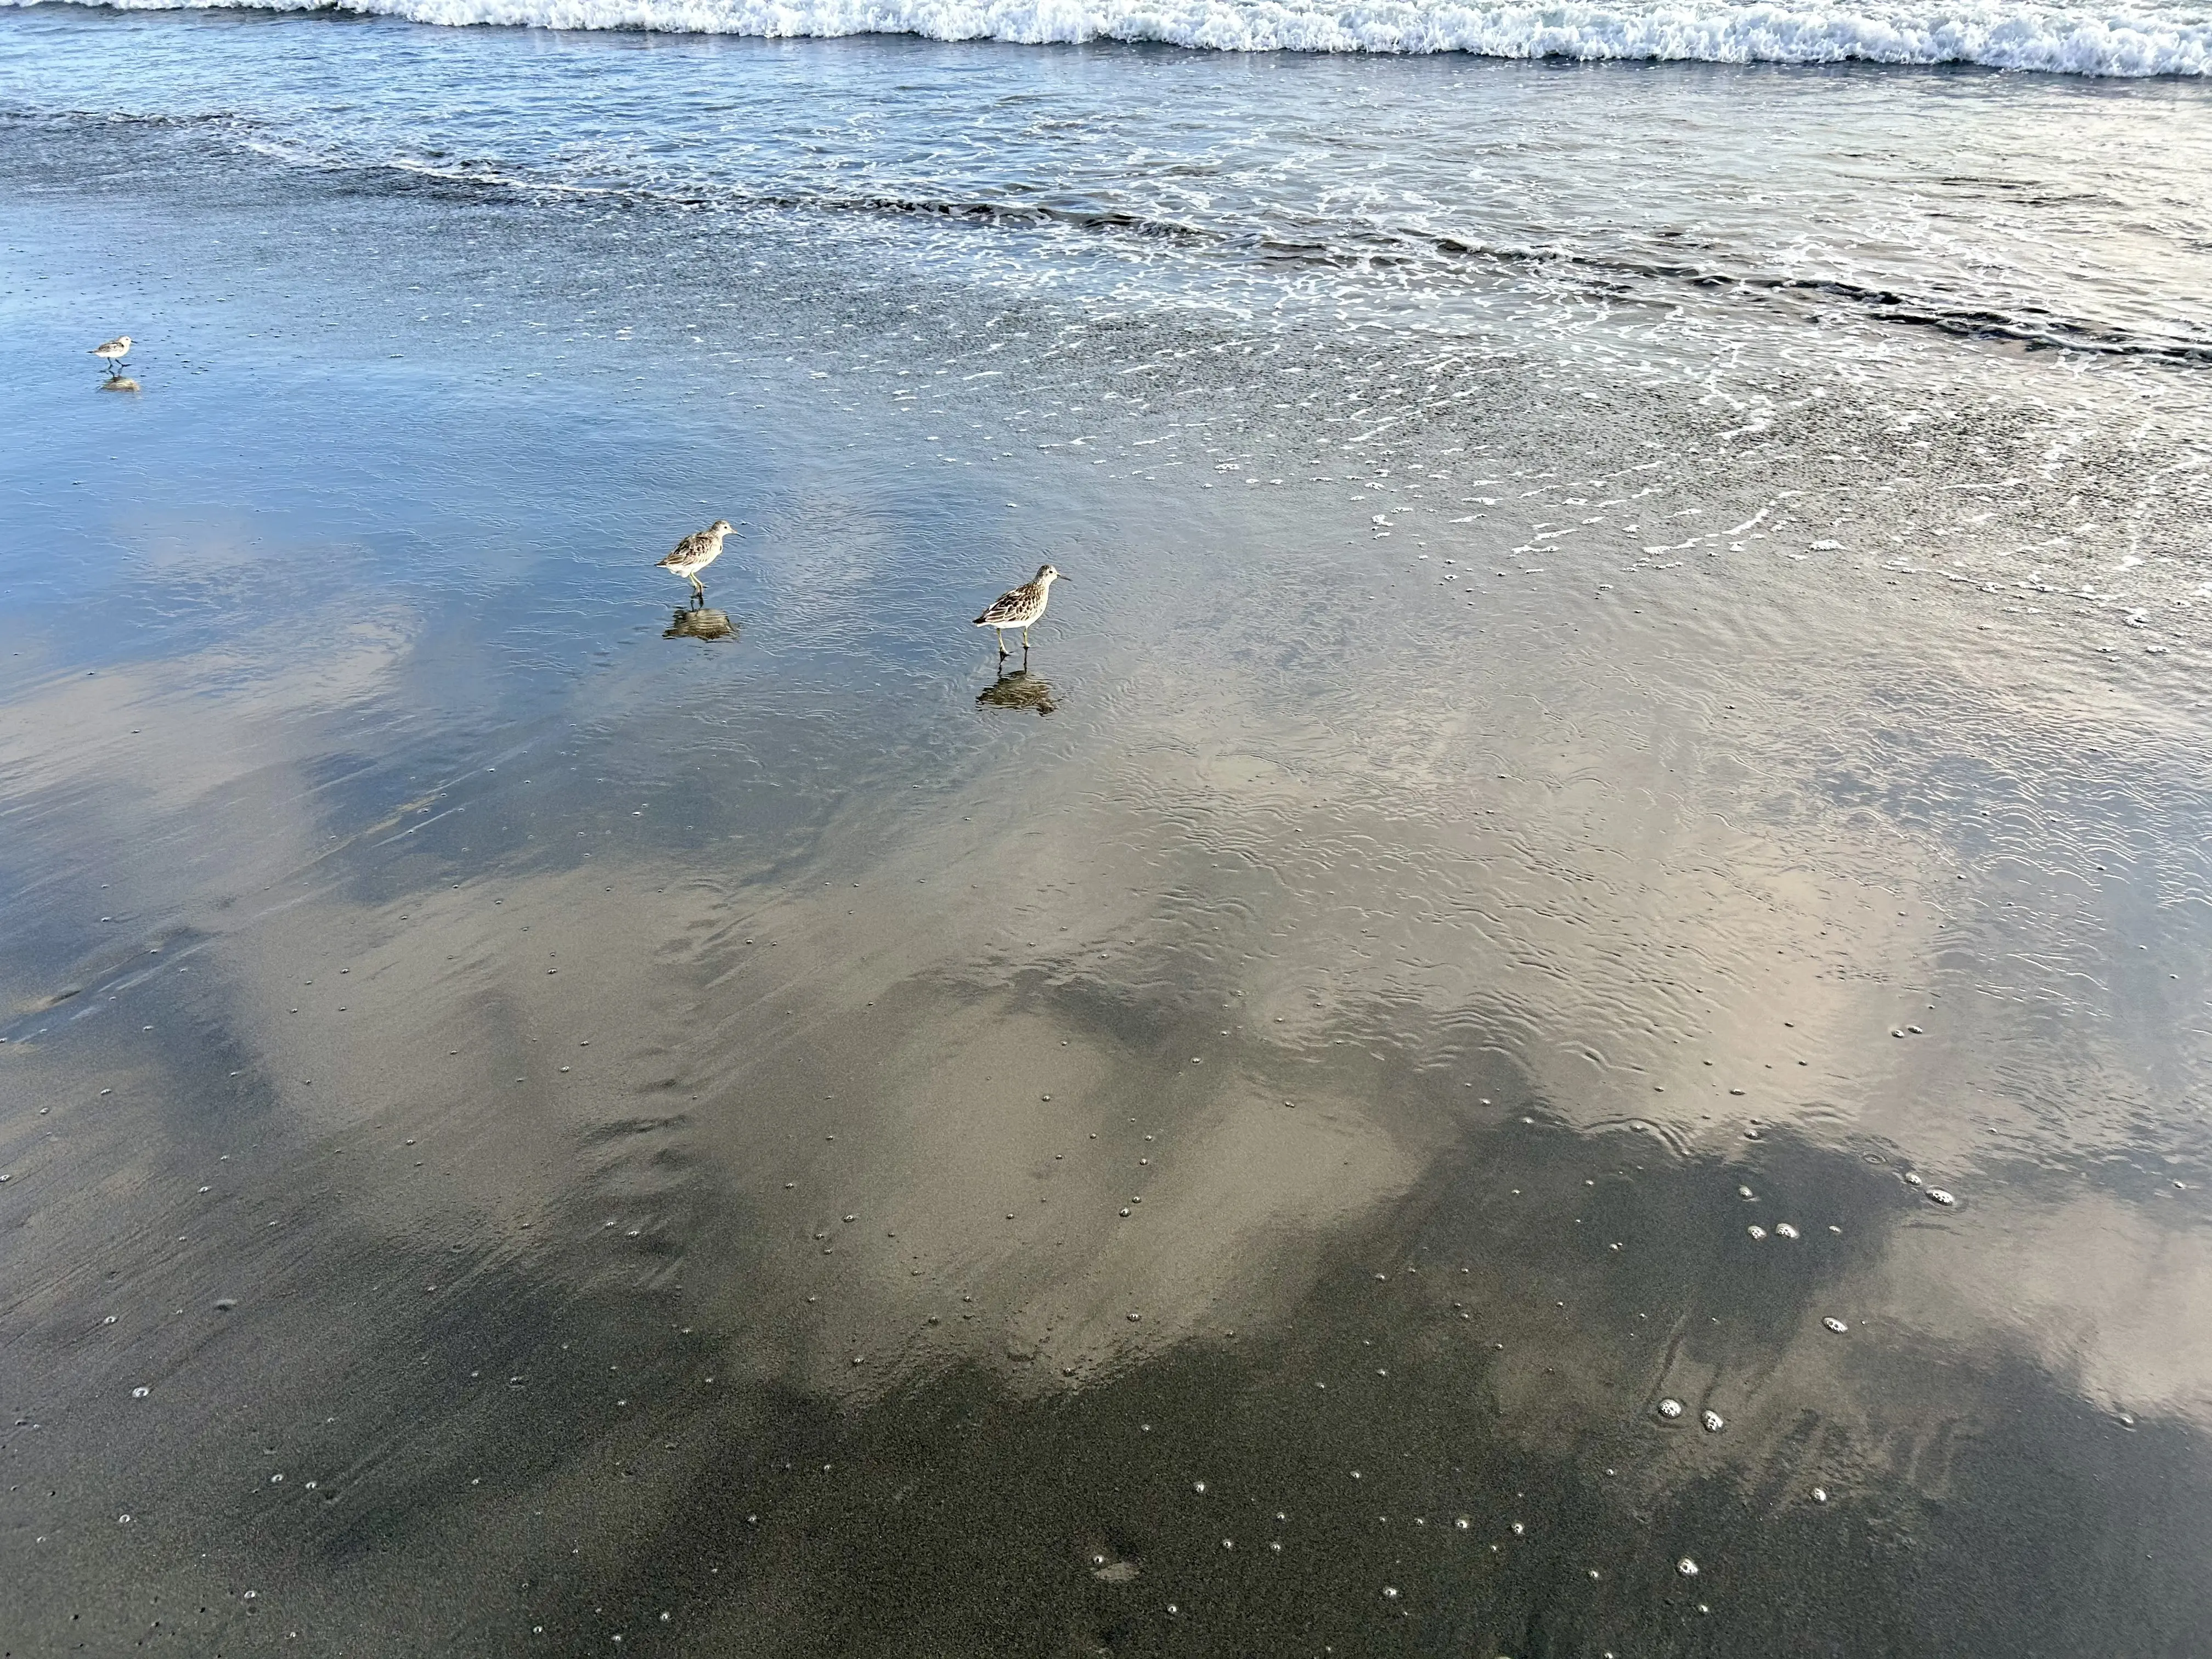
[28,0,2212,75]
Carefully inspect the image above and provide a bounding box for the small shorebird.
[657,519,732,598]
[974,563,1065,657]
[91,334,133,373]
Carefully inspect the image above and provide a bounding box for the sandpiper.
[974,563,1065,657]
[657,519,732,597]
[91,334,133,373]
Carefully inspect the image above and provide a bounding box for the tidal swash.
[2,5,2210,1654]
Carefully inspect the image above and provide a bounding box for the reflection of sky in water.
[1,13,2210,1652]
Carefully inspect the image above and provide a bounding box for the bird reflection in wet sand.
[664,606,737,642]
[98,374,140,394]
[977,665,1057,715]
[974,563,1065,658]
[657,518,732,597]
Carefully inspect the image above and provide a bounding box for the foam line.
[20,0,2212,76]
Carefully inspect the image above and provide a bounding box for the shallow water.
[3,9,2212,1654]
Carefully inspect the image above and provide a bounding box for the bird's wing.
[975,586,1030,624]
[657,532,709,567]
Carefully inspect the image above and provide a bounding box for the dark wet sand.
[4,99,2212,1658]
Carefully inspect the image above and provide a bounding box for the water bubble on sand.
[1927,1188,1957,1206]
[1678,1557,1699,1576]
[1510,1520,1524,1535]
[1701,1410,1725,1432]
[1383,1586,1400,1599]
[132,1386,150,1398]
[1747,1225,1767,1240]
[1775,1223,1799,1239]
[1812,1486,1829,1503]
[1823,1317,1849,1333]
[1657,1398,1683,1419]
[1904,1172,1923,1186]
[1737,1186,1754,1200]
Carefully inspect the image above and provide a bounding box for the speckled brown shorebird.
[974,563,1065,657]
[91,334,133,373]
[657,520,732,597]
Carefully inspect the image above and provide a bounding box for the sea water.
[3,4,2211,1654]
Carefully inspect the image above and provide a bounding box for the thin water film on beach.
[1,6,2210,1654]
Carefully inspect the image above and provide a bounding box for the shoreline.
[4,21,2211,1651]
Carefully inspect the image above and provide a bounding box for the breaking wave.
[18,0,2212,76]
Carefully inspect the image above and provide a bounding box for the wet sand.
[5,55,2212,1656]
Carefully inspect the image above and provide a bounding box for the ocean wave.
[247,141,2212,362]
[24,0,2212,76]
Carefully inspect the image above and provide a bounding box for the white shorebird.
[974,563,1065,657]
[91,334,133,373]
[657,519,732,598]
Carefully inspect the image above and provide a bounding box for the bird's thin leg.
[997,629,1009,657]
[1022,626,1031,650]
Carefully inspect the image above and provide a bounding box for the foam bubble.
[26,0,2210,76]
